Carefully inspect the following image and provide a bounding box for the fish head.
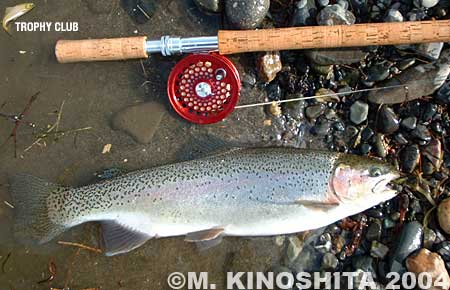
[332,155,400,205]
[25,3,35,9]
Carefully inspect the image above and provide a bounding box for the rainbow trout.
[11,148,399,256]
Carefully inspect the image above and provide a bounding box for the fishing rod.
[55,20,450,124]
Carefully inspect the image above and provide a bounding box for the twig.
[57,241,102,253]
[423,206,437,228]
[54,100,65,135]
[1,252,11,274]
[140,59,148,79]
[1,92,39,157]
[37,259,56,284]
[3,201,14,209]
[23,98,91,153]
[22,100,64,153]
[24,127,92,153]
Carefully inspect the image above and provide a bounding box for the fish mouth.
[371,172,400,194]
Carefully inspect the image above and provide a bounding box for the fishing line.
[234,76,450,109]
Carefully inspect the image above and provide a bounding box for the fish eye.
[369,167,383,177]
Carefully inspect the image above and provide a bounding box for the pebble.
[394,133,408,145]
[312,121,331,136]
[316,4,356,25]
[241,72,256,87]
[311,64,333,76]
[337,0,348,9]
[258,51,282,83]
[283,98,306,120]
[413,42,444,60]
[267,83,282,100]
[374,133,388,158]
[333,235,346,253]
[317,0,329,7]
[368,49,450,104]
[384,9,403,22]
[401,116,418,131]
[293,244,324,272]
[274,235,286,246]
[424,228,437,249]
[383,218,396,229]
[333,121,345,131]
[422,103,438,122]
[360,143,372,154]
[112,102,165,144]
[366,221,382,241]
[390,212,401,221]
[366,62,391,82]
[352,255,375,273]
[436,241,450,261]
[322,253,339,270]
[314,88,340,102]
[193,0,222,13]
[225,0,269,29]
[305,104,326,119]
[389,221,423,272]
[406,248,450,290]
[361,127,374,142]
[350,101,369,125]
[431,122,444,135]
[400,144,420,173]
[291,0,317,26]
[438,198,450,234]
[378,106,400,134]
[370,241,390,259]
[408,8,427,21]
[411,124,432,144]
[421,139,443,175]
[286,236,304,263]
[269,102,282,117]
[436,82,450,104]
[416,0,440,8]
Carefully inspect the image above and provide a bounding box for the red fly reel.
[167,53,241,124]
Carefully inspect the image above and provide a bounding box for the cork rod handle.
[218,20,450,54]
[55,36,148,63]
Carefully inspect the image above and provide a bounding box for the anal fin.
[101,221,152,256]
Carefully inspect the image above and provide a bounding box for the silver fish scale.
[47,148,341,229]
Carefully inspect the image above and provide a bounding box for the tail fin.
[10,174,67,244]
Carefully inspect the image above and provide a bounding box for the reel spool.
[167,53,241,124]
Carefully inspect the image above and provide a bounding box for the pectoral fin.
[185,228,224,242]
[101,221,152,256]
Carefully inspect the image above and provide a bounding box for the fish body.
[3,3,34,35]
[11,148,399,256]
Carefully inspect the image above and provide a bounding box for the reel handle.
[55,36,148,63]
[218,20,450,54]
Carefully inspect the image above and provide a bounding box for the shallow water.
[0,0,301,289]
